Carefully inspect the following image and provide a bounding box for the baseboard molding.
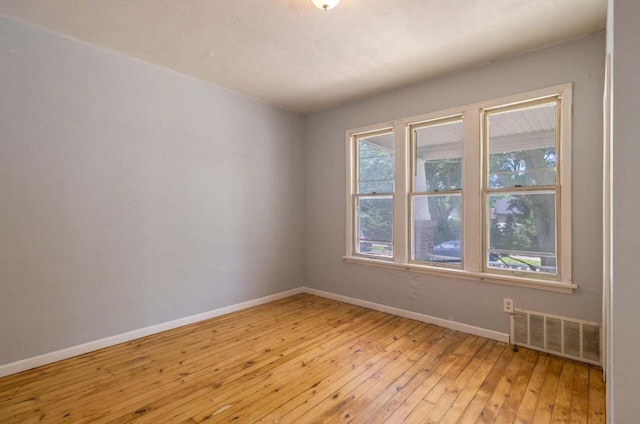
[0,287,304,378]
[302,288,510,344]
[0,285,509,378]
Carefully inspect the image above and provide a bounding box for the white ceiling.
[0,0,606,113]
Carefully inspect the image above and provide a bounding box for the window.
[485,100,560,275]
[410,117,463,267]
[345,85,574,292]
[353,130,395,259]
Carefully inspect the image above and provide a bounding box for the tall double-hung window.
[410,116,464,267]
[353,130,395,259]
[345,85,574,293]
[484,99,561,275]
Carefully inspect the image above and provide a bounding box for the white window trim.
[345,84,575,294]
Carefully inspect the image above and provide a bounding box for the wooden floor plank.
[245,327,449,424]
[172,316,419,424]
[380,335,482,423]
[476,346,529,423]
[254,329,459,424]
[95,311,399,424]
[439,342,506,424]
[456,344,516,423]
[403,339,494,423]
[335,329,458,424]
[493,349,540,423]
[288,323,442,424]
[587,368,606,424]
[513,354,551,424]
[309,329,465,424]
[531,357,564,424]
[244,321,442,424]
[569,364,590,424]
[0,294,605,424]
[314,325,447,424]
[549,361,577,424]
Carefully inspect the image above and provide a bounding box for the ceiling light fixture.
[311,0,340,11]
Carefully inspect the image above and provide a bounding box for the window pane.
[488,102,557,188]
[414,120,463,192]
[412,194,462,265]
[487,192,557,274]
[356,196,393,258]
[358,133,394,194]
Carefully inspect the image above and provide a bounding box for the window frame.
[344,84,574,293]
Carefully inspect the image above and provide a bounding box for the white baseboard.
[301,288,510,343]
[0,285,509,378]
[0,287,304,378]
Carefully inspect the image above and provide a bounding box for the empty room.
[0,0,638,422]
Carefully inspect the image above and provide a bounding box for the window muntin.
[483,97,561,277]
[354,130,394,258]
[410,117,463,267]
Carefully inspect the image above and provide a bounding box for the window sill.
[343,256,577,294]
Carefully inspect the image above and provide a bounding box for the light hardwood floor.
[0,293,605,423]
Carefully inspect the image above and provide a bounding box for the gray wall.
[305,33,605,334]
[610,0,640,421]
[0,16,305,365]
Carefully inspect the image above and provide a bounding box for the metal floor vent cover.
[510,308,601,365]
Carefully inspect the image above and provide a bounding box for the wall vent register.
[510,307,601,365]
